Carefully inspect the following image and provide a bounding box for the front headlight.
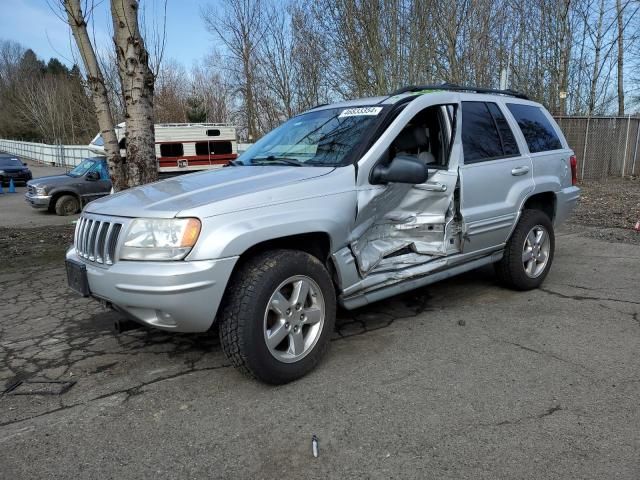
[35,186,47,196]
[120,218,201,261]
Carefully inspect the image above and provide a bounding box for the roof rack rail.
[390,83,529,100]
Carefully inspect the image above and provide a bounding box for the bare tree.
[202,0,267,141]
[154,59,188,123]
[616,0,625,114]
[191,55,235,123]
[57,0,158,190]
[61,0,126,188]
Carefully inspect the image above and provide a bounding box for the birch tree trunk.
[111,0,157,188]
[63,0,126,190]
[616,0,625,115]
[588,0,606,116]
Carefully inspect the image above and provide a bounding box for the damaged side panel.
[350,170,460,274]
[345,97,465,286]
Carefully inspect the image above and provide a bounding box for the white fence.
[0,138,253,167]
[0,139,95,167]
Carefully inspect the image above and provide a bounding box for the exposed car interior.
[390,105,451,169]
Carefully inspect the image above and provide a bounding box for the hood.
[0,165,30,173]
[28,174,76,189]
[85,166,337,218]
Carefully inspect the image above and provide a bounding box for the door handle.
[511,166,530,176]
[415,182,447,192]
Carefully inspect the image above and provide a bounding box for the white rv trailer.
[88,122,238,173]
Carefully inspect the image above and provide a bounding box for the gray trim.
[340,251,503,310]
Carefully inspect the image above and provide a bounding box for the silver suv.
[66,85,580,384]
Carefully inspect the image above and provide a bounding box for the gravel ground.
[567,177,640,245]
[0,225,74,271]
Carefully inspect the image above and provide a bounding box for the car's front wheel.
[495,209,555,290]
[54,195,79,216]
[218,249,336,384]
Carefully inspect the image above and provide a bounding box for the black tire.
[54,194,80,216]
[495,209,555,290]
[218,249,336,384]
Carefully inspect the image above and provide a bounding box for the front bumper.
[66,248,238,332]
[554,185,580,226]
[25,193,52,208]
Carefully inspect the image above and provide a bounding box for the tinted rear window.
[507,104,562,153]
[462,102,515,162]
[486,103,519,156]
[461,102,503,162]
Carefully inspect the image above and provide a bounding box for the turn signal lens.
[181,218,201,247]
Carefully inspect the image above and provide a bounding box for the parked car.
[26,157,111,215]
[65,85,580,384]
[0,154,32,185]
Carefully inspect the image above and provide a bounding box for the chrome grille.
[74,216,122,265]
[27,185,36,195]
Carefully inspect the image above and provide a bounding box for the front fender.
[49,187,80,201]
[186,191,357,260]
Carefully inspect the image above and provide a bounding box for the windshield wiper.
[227,159,244,166]
[251,156,303,166]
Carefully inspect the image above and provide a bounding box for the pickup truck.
[26,157,111,215]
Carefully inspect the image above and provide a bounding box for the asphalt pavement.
[0,159,77,228]
[1,226,639,479]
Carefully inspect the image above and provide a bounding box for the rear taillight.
[569,155,578,185]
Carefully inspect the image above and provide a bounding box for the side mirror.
[86,171,100,181]
[371,155,429,185]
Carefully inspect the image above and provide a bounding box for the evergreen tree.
[186,93,207,122]
[46,58,69,75]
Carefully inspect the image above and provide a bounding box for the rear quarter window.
[506,104,562,153]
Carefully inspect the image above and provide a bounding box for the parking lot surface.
[1,225,639,479]
[0,159,77,228]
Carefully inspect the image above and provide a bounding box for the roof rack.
[390,83,529,100]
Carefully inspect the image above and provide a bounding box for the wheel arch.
[522,191,557,222]
[50,189,81,208]
[214,232,335,327]
[236,232,331,264]
[504,191,557,242]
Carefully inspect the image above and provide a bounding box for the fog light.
[154,310,176,326]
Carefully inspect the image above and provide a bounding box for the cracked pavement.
[1,226,639,479]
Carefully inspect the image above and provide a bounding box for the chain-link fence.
[0,139,95,168]
[554,116,640,180]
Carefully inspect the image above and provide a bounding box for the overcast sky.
[0,0,215,68]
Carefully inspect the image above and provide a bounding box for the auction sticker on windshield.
[338,107,383,118]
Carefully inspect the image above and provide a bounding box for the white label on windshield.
[338,107,383,118]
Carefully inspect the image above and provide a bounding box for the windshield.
[237,106,385,167]
[91,133,104,146]
[68,159,99,177]
[0,157,23,167]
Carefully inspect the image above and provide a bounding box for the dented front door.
[349,93,463,276]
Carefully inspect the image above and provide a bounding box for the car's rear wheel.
[218,249,336,384]
[495,209,555,290]
[54,195,80,216]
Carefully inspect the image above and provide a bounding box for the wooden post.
[621,114,631,177]
[581,116,590,181]
[631,119,640,176]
